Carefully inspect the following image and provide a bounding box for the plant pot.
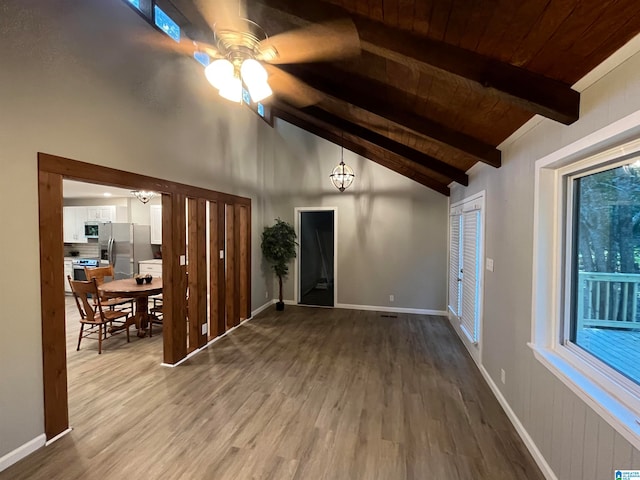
[276,301,285,311]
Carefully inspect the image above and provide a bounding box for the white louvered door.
[461,210,480,343]
[448,214,462,317]
[449,193,483,349]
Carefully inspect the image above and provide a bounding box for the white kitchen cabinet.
[63,206,88,243]
[64,259,73,293]
[150,205,162,245]
[139,260,162,277]
[87,206,116,222]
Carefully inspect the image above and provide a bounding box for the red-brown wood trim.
[208,201,219,340]
[163,193,188,363]
[187,197,207,350]
[239,204,249,321]
[38,153,251,206]
[246,202,252,318]
[37,152,252,436]
[39,170,68,440]
[217,202,226,336]
[225,204,237,329]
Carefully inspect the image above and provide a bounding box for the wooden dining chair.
[68,276,131,354]
[85,265,134,312]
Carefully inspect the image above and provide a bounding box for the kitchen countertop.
[139,259,162,264]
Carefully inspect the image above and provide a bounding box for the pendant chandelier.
[131,190,156,204]
[330,141,355,192]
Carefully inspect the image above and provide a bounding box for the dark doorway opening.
[299,211,334,307]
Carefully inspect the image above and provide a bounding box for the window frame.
[531,126,640,450]
[561,156,640,407]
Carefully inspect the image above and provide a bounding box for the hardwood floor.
[2,304,544,479]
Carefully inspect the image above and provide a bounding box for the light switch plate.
[486,258,494,272]
[219,250,224,259]
[180,254,186,266]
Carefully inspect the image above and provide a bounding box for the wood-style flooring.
[1,303,544,479]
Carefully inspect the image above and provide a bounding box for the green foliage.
[577,164,640,274]
[261,218,297,278]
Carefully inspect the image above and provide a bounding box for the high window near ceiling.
[532,132,640,450]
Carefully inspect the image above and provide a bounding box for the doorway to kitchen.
[39,152,251,442]
[295,208,337,307]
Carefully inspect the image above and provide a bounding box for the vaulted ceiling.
[167,0,640,195]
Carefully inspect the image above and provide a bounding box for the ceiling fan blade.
[259,19,360,64]
[266,65,323,108]
[191,0,247,33]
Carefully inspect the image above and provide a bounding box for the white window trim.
[530,111,640,450]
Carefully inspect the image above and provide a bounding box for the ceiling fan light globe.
[247,80,273,102]
[240,58,268,83]
[204,59,234,90]
[219,75,243,102]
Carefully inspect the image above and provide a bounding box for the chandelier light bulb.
[204,59,234,90]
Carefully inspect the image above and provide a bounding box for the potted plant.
[261,218,297,311]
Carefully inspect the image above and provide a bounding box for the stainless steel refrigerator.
[98,223,154,279]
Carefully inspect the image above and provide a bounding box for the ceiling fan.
[179,0,361,106]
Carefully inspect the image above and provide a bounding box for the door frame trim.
[38,152,250,440]
[293,207,338,307]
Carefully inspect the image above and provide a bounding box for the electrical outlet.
[500,369,506,384]
[179,254,186,266]
[201,324,208,335]
[265,291,269,299]
[389,294,395,302]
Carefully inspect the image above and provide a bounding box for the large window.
[568,162,640,385]
[532,133,640,450]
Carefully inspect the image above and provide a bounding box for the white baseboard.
[479,366,557,480]
[45,428,72,446]
[0,434,46,473]
[251,300,274,317]
[161,314,257,368]
[335,303,447,316]
[280,299,446,316]
[445,313,556,480]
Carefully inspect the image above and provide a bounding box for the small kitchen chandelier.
[330,142,355,192]
[131,190,156,204]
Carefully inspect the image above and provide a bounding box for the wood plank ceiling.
[170,0,640,195]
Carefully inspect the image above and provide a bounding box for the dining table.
[98,277,163,337]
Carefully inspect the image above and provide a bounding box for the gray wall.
[265,121,449,311]
[0,0,271,459]
[450,44,640,478]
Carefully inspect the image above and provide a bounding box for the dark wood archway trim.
[38,152,251,440]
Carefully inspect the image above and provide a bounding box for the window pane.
[571,162,640,384]
[193,51,210,67]
[127,0,141,9]
[154,5,180,43]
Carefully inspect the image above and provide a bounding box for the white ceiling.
[63,179,133,199]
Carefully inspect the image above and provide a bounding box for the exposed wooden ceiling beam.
[354,17,580,126]
[250,0,580,125]
[293,105,468,186]
[276,63,502,167]
[272,107,451,196]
